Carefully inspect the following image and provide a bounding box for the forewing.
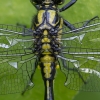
[0,24,36,94]
[59,18,100,91]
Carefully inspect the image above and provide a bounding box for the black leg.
[30,0,40,9]
[63,19,76,30]
[34,5,40,9]
[59,0,77,12]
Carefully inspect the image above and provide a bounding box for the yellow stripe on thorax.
[36,10,45,26]
[36,10,59,27]
[48,10,59,26]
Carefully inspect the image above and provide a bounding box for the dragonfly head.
[42,0,54,5]
[43,0,64,5]
[30,0,64,5]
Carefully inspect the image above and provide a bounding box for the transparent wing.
[0,24,36,94]
[59,18,100,91]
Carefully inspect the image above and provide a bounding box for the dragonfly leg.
[63,19,76,30]
[30,0,40,9]
[59,0,77,12]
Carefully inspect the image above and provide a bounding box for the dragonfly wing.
[0,24,36,94]
[59,18,100,91]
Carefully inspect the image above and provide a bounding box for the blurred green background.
[0,0,100,100]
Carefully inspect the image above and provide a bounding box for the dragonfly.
[0,0,100,100]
